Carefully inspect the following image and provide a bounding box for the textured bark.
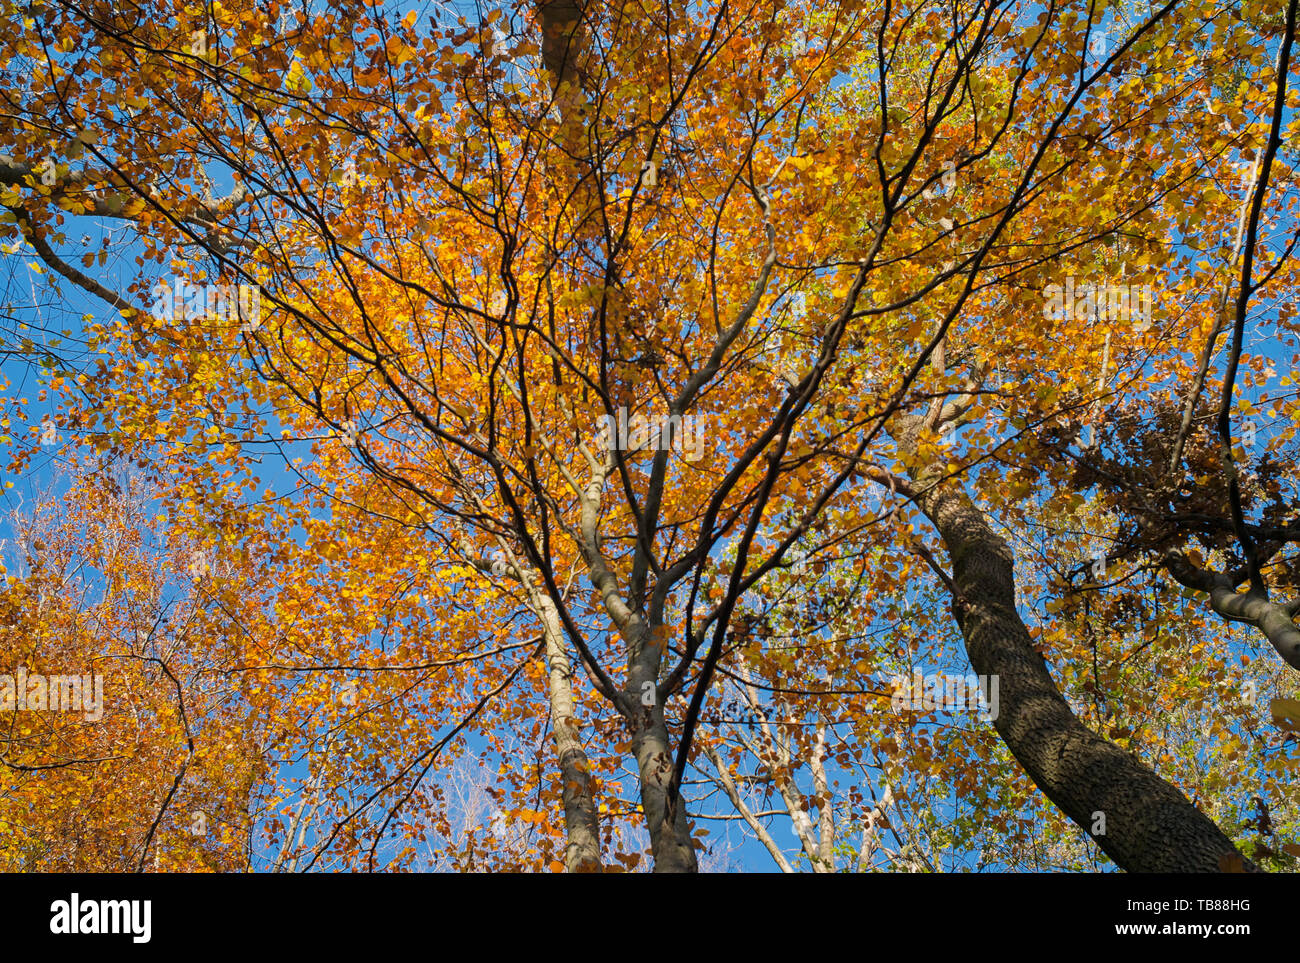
[536,595,603,872]
[628,640,698,873]
[628,707,699,872]
[918,480,1255,872]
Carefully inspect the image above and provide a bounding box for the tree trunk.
[535,595,604,872]
[627,687,699,872]
[529,0,696,872]
[917,480,1255,872]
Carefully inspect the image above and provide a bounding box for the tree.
[0,469,274,870]
[1,0,1298,871]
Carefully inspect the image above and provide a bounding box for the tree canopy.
[0,0,1298,872]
